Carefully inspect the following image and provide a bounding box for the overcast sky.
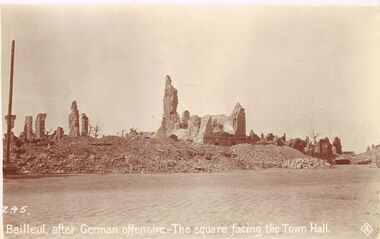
[1,5,379,152]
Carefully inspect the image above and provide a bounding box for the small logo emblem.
[361,223,373,236]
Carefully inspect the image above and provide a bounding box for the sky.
[1,4,380,152]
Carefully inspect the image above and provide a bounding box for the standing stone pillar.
[158,75,180,136]
[180,110,190,129]
[69,101,80,137]
[81,113,89,136]
[53,127,64,140]
[24,116,34,141]
[35,113,47,140]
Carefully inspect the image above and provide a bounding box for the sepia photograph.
[1,1,380,238]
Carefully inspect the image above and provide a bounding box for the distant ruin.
[157,75,181,136]
[81,113,89,136]
[157,75,247,146]
[23,116,34,141]
[35,113,47,140]
[69,101,80,137]
[52,127,64,141]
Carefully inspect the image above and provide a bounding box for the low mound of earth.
[10,136,331,175]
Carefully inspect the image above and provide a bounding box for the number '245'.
[2,206,28,214]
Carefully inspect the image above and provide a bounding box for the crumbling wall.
[180,110,190,129]
[157,76,247,146]
[52,127,64,140]
[332,137,342,154]
[248,130,261,143]
[24,116,34,141]
[35,113,47,140]
[69,101,80,137]
[158,75,180,136]
[315,138,333,159]
[81,113,89,136]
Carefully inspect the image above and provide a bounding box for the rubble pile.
[8,136,331,175]
[281,158,332,169]
[231,144,331,169]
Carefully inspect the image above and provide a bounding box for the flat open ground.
[3,165,380,239]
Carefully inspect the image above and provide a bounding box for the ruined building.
[81,113,89,136]
[158,75,181,136]
[332,137,342,154]
[52,127,64,141]
[35,113,47,140]
[24,116,34,141]
[157,75,247,146]
[315,137,333,159]
[69,101,80,137]
[248,130,261,143]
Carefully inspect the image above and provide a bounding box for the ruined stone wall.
[69,101,80,137]
[53,127,64,140]
[158,75,180,136]
[332,137,342,154]
[35,113,47,140]
[24,116,34,141]
[81,113,89,136]
[157,76,247,146]
[180,111,190,129]
[315,138,333,159]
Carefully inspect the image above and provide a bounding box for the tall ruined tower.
[69,101,80,137]
[35,113,47,140]
[158,75,180,136]
[81,113,89,136]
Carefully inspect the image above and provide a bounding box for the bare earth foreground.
[4,166,380,239]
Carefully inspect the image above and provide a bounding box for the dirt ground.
[3,165,380,239]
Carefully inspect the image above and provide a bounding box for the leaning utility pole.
[5,40,15,165]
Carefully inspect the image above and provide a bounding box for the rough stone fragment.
[35,113,47,140]
[180,110,190,129]
[248,130,261,143]
[69,101,80,137]
[81,113,89,136]
[230,103,246,136]
[53,127,64,140]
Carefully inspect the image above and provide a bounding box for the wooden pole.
[5,40,15,165]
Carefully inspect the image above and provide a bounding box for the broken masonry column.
[69,100,80,137]
[180,110,190,129]
[230,103,246,136]
[35,113,47,140]
[53,127,64,140]
[332,137,342,154]
[158,75,180,136]
[24,116,34,141]
[81,113,89,136]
